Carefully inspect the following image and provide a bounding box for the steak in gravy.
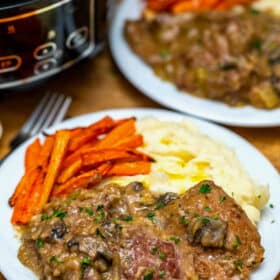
[18,180,264,279]
[125,9,280,109]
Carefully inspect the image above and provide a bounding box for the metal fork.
[0,92,72,164]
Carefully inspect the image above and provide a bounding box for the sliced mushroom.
[51,221,67,240]
[187,217,227,248]
[158,192,179,206]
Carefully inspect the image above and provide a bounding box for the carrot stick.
[172,0,200,13]
[106,161,151,176]
[9,136,54,207]
[25,139,41,171]
[82,149,140,167]
[11,167,42,224]
[95,118,136,149]
[35,130,70,213]
[68,116,115,152]
[62,141,97,168]
[126,150,154,162]
[21,169,45,223]
[57,158,83,184]
[53,163,111,196]
[113,134,144,149]
[147,0,178,12]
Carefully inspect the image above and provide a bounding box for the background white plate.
[0,109,279,280]
[110,0,280,127]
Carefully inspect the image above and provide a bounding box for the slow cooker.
[0,0,109,90]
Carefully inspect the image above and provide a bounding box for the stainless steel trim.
[34,42,57,60]
[0,0,72,24]
[0,55,22,74]
[0,0,95,89]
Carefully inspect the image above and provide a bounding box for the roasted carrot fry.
[172,0,199,13]
[35,130,70,214]
[82,149,140,167]
[147,0,177,12]
[22,169,45,223]
[25,139,41,171]
[106,161,151,177]
[62,141,97,168]
[68,116,115,152]
[95,118,136,149]
[9,136,54,207]
[11,167,42,224]
[53,163,111,196]
[126,149,154,162]
[57,158,83,184]
[113,134,144,149]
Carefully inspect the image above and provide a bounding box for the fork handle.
[10,133,29,150]
[0,134,28,166]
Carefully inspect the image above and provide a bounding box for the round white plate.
[0,109,279,280]
[110,0,280,127]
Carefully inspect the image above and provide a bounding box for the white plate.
[109,0,280,127]
[0,108,279,280]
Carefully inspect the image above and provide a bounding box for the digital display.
[0,0,94,88]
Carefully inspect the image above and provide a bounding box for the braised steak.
[18,180,264,279]
[125,9,280,109]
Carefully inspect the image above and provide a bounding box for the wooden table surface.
[0,49,279,280]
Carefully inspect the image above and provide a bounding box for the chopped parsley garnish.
[250,8,260,15]
[50,256,62,265]
[180,216,190,225]
[269,204,274,209]
[232,236,242,249]
[80,207,94,216]
[251,39,262,50]
[36,238,44,248]
[144,271,154,280]
[170,236,180,244]
[94,215,103,223]
[160,48,169,59]
[158,252,166,260]
[97,204,104,211]
[66,192,78,203]
[159,271,165,278]
[53,209,67,219]
[199,184,211,194]
[235,260,243,269]
[151,246,158,254]
[147,212,157,224]
[201,217,210,225]
[204,206,212,212]
[154,201,165,210]
[41,209,67,221]
[96,228,105,239]
[219,196,226,203]
[41,214,49,221]
[81,257,91,276]
[121,215,133,222]
[115,223,123,231]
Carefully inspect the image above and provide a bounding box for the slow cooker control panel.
[0,0,97,89]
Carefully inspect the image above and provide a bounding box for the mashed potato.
[111,118,269,224]
[253,0,280,15]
